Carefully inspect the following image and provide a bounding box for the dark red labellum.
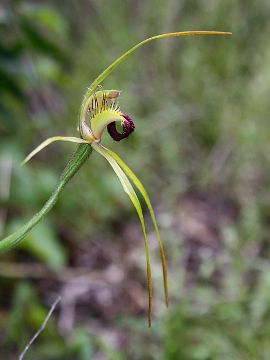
[107,114,135,141]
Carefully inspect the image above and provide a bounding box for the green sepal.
[80,31,231,126]
[22,136,90,165]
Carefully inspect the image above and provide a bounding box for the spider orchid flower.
[1,31,231,326]
[22,88,165,327]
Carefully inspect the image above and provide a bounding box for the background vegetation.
[1,0,270,359]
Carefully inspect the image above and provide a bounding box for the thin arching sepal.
[22,136,90,165]
[80,31,232,125]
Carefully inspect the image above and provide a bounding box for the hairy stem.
[0,144,92,254]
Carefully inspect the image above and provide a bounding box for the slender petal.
[92,142,153,326]
[22,136,90,165]
[101,145,168,307]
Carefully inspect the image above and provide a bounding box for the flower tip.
[107,90,121,99]
[122,114,135,132]
[107,114,135,141]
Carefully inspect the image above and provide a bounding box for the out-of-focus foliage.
[1,0,270,359]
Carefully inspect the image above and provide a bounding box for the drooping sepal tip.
[105,146,169,309]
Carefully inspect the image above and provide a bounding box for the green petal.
[92,142,153,327]
[102,145,168,307]
[22,136,90,165]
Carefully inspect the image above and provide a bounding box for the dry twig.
[19,296,61,360]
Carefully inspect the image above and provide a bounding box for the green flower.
[22,87,167,327]
[1,31,231,326]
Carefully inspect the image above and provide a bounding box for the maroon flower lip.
[107,114,135,141]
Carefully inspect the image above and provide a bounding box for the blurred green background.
[1,0,270,359]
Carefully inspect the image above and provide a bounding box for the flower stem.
[0,144,92,254]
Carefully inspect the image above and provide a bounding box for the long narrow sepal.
[102,145,168,307]
[92,142,153,326]
[80,30,232,121]
[22,136,90,165]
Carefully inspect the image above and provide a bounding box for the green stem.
[0,144,92,254]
